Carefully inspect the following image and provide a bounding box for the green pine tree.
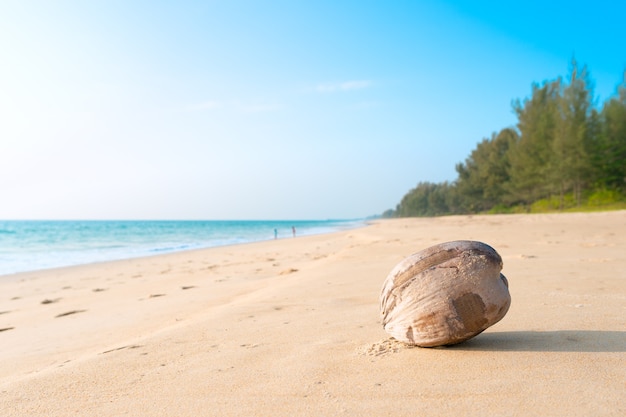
[508,80,561,206]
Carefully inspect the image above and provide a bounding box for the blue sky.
[1,0,624,220]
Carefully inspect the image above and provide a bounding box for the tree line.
[386,60,626,217]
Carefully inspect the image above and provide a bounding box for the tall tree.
[596,72,626,191]
[508,80,561,205]
[552,59,595,205]
[386,63,625,219]
[455,128,517,211]
[394,182,457,217]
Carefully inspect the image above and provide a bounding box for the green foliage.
[455,128,517,211]
[508,79,560,204]
[521,191,624,213]
[587,189,624,206]
[381,209,395,218]
[487,204,511,214]
[594,77,626,192]
[389,61,626,218]
[393,182,459,217]
[551,59,595,204]
[530,195,576,212]
[487,204,527,214]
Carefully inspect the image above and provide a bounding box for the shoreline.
[0,227,357,283]
[0,219,366,278]
[1,211,624,416]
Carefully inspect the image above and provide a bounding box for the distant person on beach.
[274,228,278,239]
[292,226,296,238]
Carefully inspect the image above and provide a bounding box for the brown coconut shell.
[380,240,511,347]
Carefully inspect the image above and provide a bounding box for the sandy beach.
[1,211,624,416]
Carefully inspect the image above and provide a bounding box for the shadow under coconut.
[450,330,626,353]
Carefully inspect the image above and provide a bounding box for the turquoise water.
[0,220,363,276]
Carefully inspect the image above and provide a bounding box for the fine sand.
[1,212,624,416]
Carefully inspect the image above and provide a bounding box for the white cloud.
[315,80,372,93]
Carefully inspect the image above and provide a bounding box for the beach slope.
[1,212,625,416]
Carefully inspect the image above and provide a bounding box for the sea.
[0,219,364,277]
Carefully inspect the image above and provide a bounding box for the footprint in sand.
[55,310,87,318]
[181,286,196,290]
[100,344,144,355]
[148,293,166,298]
[0,327,15,332]
[41,298,61,305]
